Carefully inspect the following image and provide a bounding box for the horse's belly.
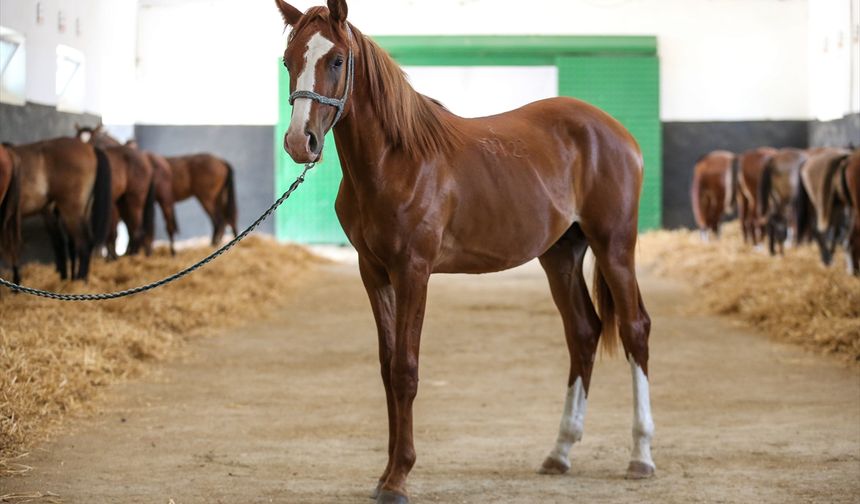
[434,200,575,274]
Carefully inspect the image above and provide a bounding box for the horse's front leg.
[377,259,430,504]
[358,259,397,499]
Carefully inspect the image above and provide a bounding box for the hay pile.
[0,236,320,473]
[638,223,860,362]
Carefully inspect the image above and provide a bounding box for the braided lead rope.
[0,163,316,301]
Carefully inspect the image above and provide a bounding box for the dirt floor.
[2,260,859,503]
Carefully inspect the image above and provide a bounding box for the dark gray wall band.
[809,113,860,148]
[0,102,100,144]
[134,125,276,242]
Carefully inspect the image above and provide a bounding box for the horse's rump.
[0,145,22,266]
[690,150,733,231]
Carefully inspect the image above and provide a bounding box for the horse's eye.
[333,57,344,68]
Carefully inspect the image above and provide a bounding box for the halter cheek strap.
[288,25,355,130]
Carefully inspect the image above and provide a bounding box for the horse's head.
[275,0,353,164]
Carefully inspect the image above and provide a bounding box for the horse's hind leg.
[43,209,69,280]
[200,197,225,246]
[537,224,601,475]
[106,206,120,260]
[585,222,655,479]
[119,196,145,256]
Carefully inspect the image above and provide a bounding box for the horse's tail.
[758,158,774,219]
[221,162,238,235]
[690,162,707,230]
[142,179,156,249]
[794,161,815,244]
[593,265,618,356]
[90,147,113,246]
[0,154,22,267]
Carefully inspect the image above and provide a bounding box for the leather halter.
[288,25,355,130]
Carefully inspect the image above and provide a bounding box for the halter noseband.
[288,25,355,129]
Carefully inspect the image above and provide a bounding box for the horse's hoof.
[376,489,409,504]
[369,481,383,499]
[625,460,655,479]
[538,455,570,475]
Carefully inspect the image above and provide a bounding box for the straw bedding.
[0,236,320,474]
[638,223,860,362]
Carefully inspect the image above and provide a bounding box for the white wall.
[135,0,812,125]
[808,0,860,121]
[0,0,138,123]
[135,0,284,125]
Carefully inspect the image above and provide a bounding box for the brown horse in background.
[759,148,808,256]
[165,154,237,246]
[841,149,860,275]
[797,148,851,266]
[5,138,112,281]
[0,143,22,284]
[123,140,179,255]
[75,125,155,258]
[690,150,736,239]
[276,2,655,502]
[737,147,776,245]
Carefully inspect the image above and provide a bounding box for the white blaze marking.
[545,377,587,466]
[289,32,334,136]
[629,357,655,468]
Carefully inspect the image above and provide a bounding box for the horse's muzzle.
[284,129,322,164]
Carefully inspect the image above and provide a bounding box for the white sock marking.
[288,32,334,136]
[629,357,655,468]
[546,376,587,466]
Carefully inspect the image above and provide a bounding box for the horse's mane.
[292,8,462,160]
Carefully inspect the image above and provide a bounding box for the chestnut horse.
[275,2,654,502]
[5,138,112,280]
[797,148,851,266]
[165,154,237,246]
[75,125,155,257]
[0,143,22,284]
[759,148,807,256]
[690,150,736,239]
[737,147,776,245]
[845,150,860,275]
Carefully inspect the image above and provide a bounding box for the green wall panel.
[276,36,661,243]
[556,56,662,230]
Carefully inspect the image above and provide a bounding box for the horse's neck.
[331,99,392,192]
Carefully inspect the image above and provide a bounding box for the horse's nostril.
[307,131,320,155]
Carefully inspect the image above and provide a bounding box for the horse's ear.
[275,0,302,26]
[328,0,348,24]
[74,122,81,132]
